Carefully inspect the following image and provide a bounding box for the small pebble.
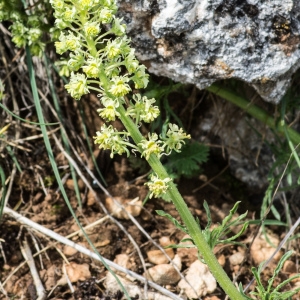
[283,260,297,274]
[229,252,244,266]
[145,264,181,285]
[147,248,175,265]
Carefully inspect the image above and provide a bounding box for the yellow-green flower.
[105,39,122,59]
[126,94,160,123]
[82,57,101,78]
[94,124,114,147]
[50,0,64,11]
[58,64,71,77]
[99,7,114,24]
[145,174,172,198]
[75,0,95,10]
[54,18,69,29]
[109,76,131,97]
[125,50,139,73]
[55,32,68,54]
[84,21,100,37]
[68,53,85,71]
[27,28,42,43]
[94,124,131,158]
[162,124,191,154]
[63,7,77,22]
[12,35,28,48]
[65,32,81,52]
[10,21,28,48]
[29,42,45,57]
[65,73,89,100]
[55,40,66,54]
[97,99,120,121]
[111,17,126,36]
[131,65,149,89]
[138,133,163,160]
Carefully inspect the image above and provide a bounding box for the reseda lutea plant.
[51,0,190,197]
[50,0,245,299]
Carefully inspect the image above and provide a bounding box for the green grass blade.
[78,102,107,186]
[5,145,22,173]
[0,102,59,126]
[25,46,130,299]
[43,55,82,209]
[206,83,300,145]
[0,166,6,220]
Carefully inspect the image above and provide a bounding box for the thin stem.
[206,83,300,145]
[116,105,245,300]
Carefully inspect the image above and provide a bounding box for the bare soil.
[0,56,299,299]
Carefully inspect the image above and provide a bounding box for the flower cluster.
[145,174,172,199]
[65,73,89,100]
[162,124,191,154]
[93,124,135,158]
[138,133,164,160]
[0,1,49,56]
[127,94,160,124]
[50,0,149,103]
[51,0,191,199]
[138,124,191,161]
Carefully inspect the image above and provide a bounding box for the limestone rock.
[178,259,217,298]
[65,262,91,282]
[118,0,300,103]
[105,196,142,219]
[229,252,245,266]
[250,234,282,265]
[105,272,174,300]
[144,264,181,285]
[147,248,175,265]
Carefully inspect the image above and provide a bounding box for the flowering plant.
[50,0,191,198]
[0,0,51,56]
[50,1,245,299]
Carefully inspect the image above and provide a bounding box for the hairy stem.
[116,104,245,300]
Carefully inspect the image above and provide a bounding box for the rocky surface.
[118,0,300,103]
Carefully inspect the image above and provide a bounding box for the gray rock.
[197,97,274,191]
[118,0,300,103]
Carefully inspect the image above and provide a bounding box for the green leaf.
[156,210,188,234]
[164,142,209,178]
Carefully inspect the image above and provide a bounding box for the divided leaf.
[164,142,209,178]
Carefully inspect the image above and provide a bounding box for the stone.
[105,272,174,300]
[63,245,78,256]
[178,260,217,298]
[144,264,181,285]
[65,179,85,191]
[283,260,297,274]
[159,236,173,247]
[65,262,91,282]
[118,0,300,103]
[105,196,142,219]
[147,248,175,265]
[229,252,245,266]
[197,99,275,191]
[176,235,198,266]
[250,234,282,265]
[172,254,182,271]
[218,254,226,267]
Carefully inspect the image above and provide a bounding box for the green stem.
[206,83,300,145]
[116,105,245,300]
[89,37,244,298]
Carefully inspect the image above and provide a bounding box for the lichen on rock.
[118,0,300,103]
